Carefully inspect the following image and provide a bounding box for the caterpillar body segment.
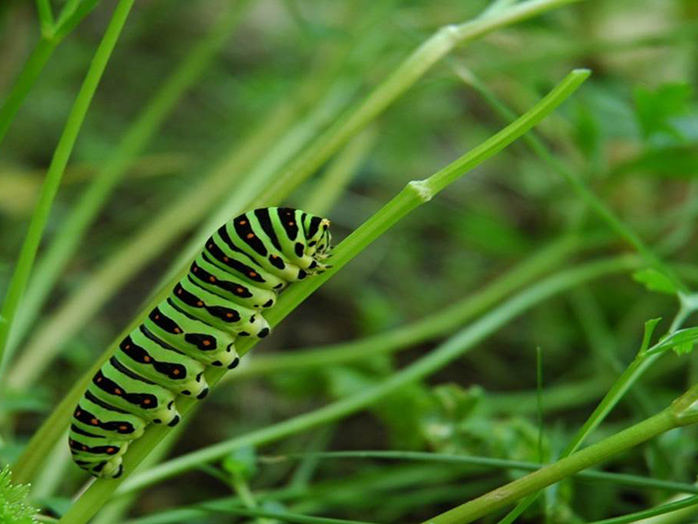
[145,300,239,368]
[190,253,278,310]
[117,327,208,397]
[171,277,271,337]
[70,208,332,478]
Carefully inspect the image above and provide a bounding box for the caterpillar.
[69,207,332,479]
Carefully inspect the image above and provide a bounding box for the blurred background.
[2,0,698,522]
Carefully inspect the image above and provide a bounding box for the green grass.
[3,0,698,523]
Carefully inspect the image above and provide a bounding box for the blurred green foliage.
[3,0,698,523]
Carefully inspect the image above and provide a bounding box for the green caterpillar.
[69,208,332,479]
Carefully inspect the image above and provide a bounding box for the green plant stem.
[35,0,54,35]
[424,388,698,524]
[53,70,589,523]
[501,301,697,522]
[54,0,82,26]
[253,0,582,208]
[423,410,679,523]
[536,346,545,463]
[0,0,135,380]
[266,450,698,494]
[54,0,101,40]
[428,375,698,524]
[6,0,251,362]
[588,496,698,524]
[561,356,658,457]
[0,38,57,145]
[462,66,696,524]
[228,474,258,510]
[228,236,581,381]
[117,257,634,498]
[0,0,102,147]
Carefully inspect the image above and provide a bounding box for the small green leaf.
[673,341,694,356]
[647,327,698,357]
[632,268,678,295]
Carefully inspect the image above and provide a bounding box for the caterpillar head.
[303,214,332,261]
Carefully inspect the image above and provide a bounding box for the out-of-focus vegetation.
[2,0,698,522]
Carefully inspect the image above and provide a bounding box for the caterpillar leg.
[75,457,124,479]
[69,430,129,480]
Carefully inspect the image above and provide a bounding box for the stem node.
[407,180,434,203]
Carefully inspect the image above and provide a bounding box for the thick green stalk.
[54,70,589,523]
[429,386,698,524]
[423,410,678,524]
[118,257,636,497]
[0,0,135,379]
[6,0,251,359]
